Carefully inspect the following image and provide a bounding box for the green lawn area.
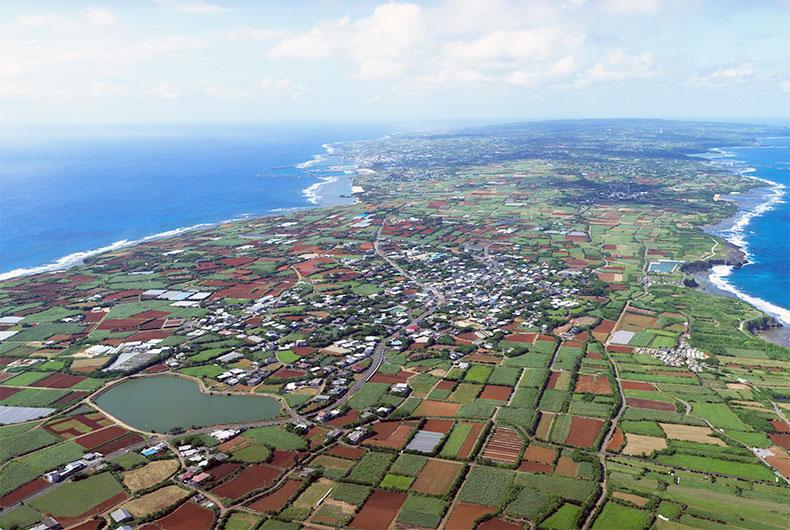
[591,502,652,530]
[29,472,124,517]
[449,383,482,403]
[380,473,414,490]
[0,505,42,530]
[540,503,582,530]
[276,349,300,364]
[691,403,752,431]
[178,365,226,379]
[329,482,371,506]
[351,283,381,296]
[244,426,307,450]
[112,451,147,470]
[232,443,272,462]
[0,387,69,407]
[463,365,492,384]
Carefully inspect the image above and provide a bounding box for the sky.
[1,0,789,125]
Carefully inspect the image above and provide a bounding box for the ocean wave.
[701,147,789,325]
[709,264,790,326]
[0,222,214,282]
[302,175,339,205]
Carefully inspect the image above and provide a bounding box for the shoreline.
[0,143,355,283]
[695,146,790,344]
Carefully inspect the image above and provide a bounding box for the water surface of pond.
[94,375,281,432]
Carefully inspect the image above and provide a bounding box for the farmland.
[0,120,788,529]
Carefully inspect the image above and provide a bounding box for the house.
[110,508,133,524]
[29,518,61,530]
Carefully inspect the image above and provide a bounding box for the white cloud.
[581,50,655,83]
[444,28,561,61]
[84,8,117,27]
[156,0,230,15]
[154,81,180,99]
[267,17,348,59]
[687,62,755,86]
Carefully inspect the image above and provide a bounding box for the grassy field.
[244,425,307,450]
[329,482,371,506]
[655,454,776,481]
[0,441,85,496]
[380,473,414,490]
[346,452,394,485]
[691,403,752,431]
[348,382,389,409]
[458,466,515,507]
[29,472,124,517]
[592,502,652,530]
[390,453,427,475]
[464,365,492,384]
[540,503,582,530]
[0,423,58,464]
[397,495,447,528]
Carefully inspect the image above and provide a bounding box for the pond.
[94,375,281,432]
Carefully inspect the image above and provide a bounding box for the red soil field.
[364,421,418,449]
[150,501,215,530]
[211,464,281,500]
[479,385,513,401]
[771,420,790,433]
[586,350,603,360]
[270,449,301,469]
[565,417,605,448]
[350,490,407,530]
[607,345,633,354]
[95,432,144,454]
[445,503,497,530]
[31,373,85,388]
[412,459,463,495]
[546,371,561,389]
[0,478,48,507]
[523,444,556,465]
[482,427,523,464]
[272,367,306,379]
[0,386,21,400]
[621,380,656,391]
[328,444,365,460]
[574,374,612,395]
[413,400,461,417]
[328,409,360,427]
[435,379,456,391]
[518,461,553,473]
[52,390,87,406]
[505,333,537,343]
[457,422,485,459]
[369,370,411,384]
[479,518,524,530]
[247,479,302,513]
[207,462,241,481]
[770,433,790,449]
[423,418,455,433]
[75,425,127,449]
[555,455,578,477]
[606,427,625,452]
[626,398,676,412]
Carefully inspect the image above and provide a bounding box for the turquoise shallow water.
[94,375,281,432]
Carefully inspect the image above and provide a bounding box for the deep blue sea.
[0,124,386,278]
[704,137,790,325]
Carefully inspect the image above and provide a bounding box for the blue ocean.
[704,137,790,325]
[0,124,386,278]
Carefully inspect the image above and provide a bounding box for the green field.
[540,503,582,530]
[346,452,394,485]
[591,502,652,530]
[29,472,124,517]
[390,453,427,475]
[379,473,414,490]
[397,495,447,528]
[244,425,307,450]
[0,441,85,496]
[458,466,515,507]
[464,365,492,384]
[0,423,58,464]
